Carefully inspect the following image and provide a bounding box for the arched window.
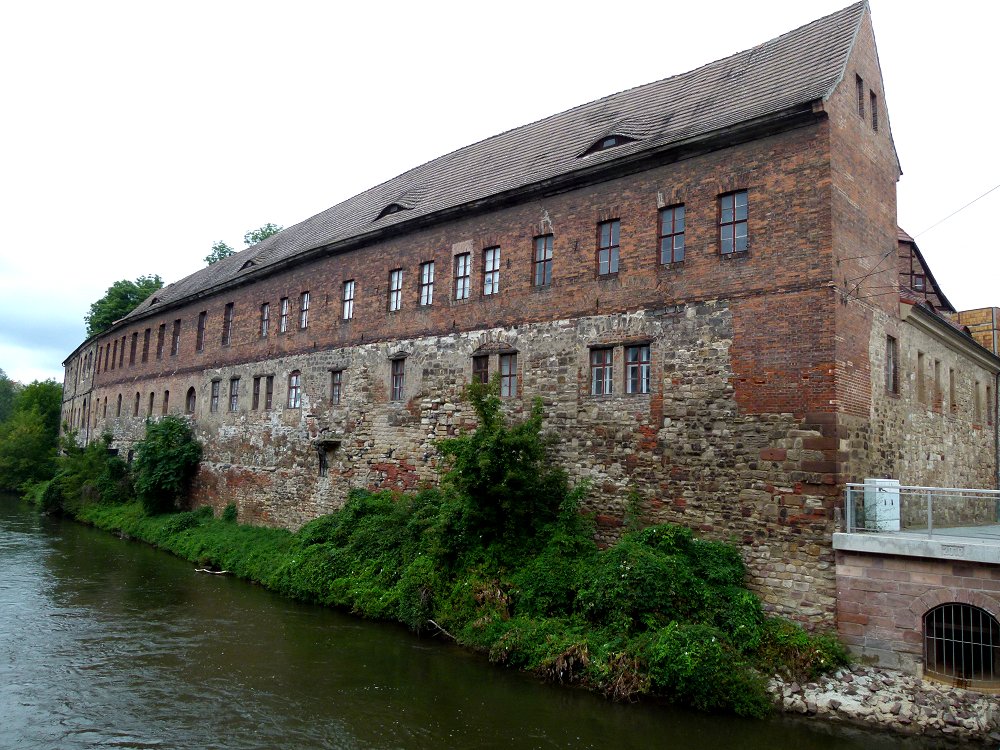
[288,370,302,408]
[162,390,169,415]
[116,393,122,417]
[148,392,154,416]
[134,392,140,417]
[924,603,999,689]
[186,387,196,415]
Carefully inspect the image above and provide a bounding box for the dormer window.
[581,134,635,157]
[240,260,256,270]
[375,203,409,221]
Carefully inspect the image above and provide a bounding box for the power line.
[915,182,1000,237]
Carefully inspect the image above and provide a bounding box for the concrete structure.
[61,1,1000,642]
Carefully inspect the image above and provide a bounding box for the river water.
[0,497,937,749]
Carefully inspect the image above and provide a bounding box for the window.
[102,397,107,417]
[597,220,620,275]
[134,392,140,416]
[500,353,517,398]
[147,392,154,416]
[186,387,196,414]
[626,345,651,394]
[472,355,489,384]
[260,303,270,338]
[924,603,999,690]
[222,303,234,346]
[343,281,355,320]
[156,324,165,359]
[331,369,343,404]
[318,448,329,477]
[279,297,289,333]
[917,352,926,404]
[196,311,207,351]
[949,368,957,413]
[659,205,685,264]
[252,377,261,410]
[171,319,181,356]
[130,332,138,365]
[912,274,925,292]
[288,371,301,408]
[870,90,879,132]
[885,335,898,394]
[533,235,553,287]
[391,359,405,401]
[229,377,240,412]
[162,390,169,415]
[934,359,942,410]
[591,348,613,395]
[975,381,983,423]
[719,191,748,255]
[856,74,865,118]
[264,375,274,410]
[483,246,500,296]
[420,262,434,306]
[111,340,117,370]
[299,291,310,329]
[116,393,122,417]
[119,336,125,367]
[454,253,471,300]
[989,384,994,426]
[388,269,403,311]
[210,380,220,413]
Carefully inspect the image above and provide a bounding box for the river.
[0,497,941,749]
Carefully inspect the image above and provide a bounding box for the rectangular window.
[134,392,140,416]
[856,74,865,118]
[279,297,289,333]
[934,360,942,410]
[391,359,405,401]
[388,269,403,311]
[597,220,620,275]
[156,324,165,359]
[912,274,925,292]
[264,375,274,410]
[130,332,138,365]
[171,319,181,356]
[196,311,207,351]
[659,205,685,264]
[260,303,270,338]
[626,345,651,394]
[870,90,878,132]
[331,369,343,405]
[483,246,500,296]
[472,355,489,384]
[989,384,994,426]
[885,336,898,394]
[318,448,329,478]
[119,336,125,368]
[917,351,926,404]
[500,353,517,398]
[949,368,957,413]
[533,235,553,287]
[229,377,240,412]
[975,380,983,423]
[162,390,169,415]
[420,262,434,306]
[342,281,355,320]
[454,253,471,300]
[210,381,220,413]
[111,340,117,370]
[590,348,613,395]
[222,303,234,346]
[719,191,748,255]
[148,392,154,416]
[299,291,310,329]
[252,376,261,410]
[288,371,302,408]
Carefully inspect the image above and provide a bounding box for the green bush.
[133,416,202,514]
[221,503,238,523]
[755,617,850,679]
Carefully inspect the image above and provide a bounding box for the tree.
[243,223,282,247]
[133,415,202,514]
[0,368,19,424]
[204,240,235,266]
[85,275,163,337]
[0,407,57,491]
[14,380,62,442]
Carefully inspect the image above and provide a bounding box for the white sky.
[1,0,997,384]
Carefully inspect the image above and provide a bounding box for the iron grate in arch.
[923,603,1000,691]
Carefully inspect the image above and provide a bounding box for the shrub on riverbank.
[68,380,847,718]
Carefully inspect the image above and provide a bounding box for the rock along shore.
[769,665,1000,744]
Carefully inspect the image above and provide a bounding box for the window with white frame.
[483,246,500,295]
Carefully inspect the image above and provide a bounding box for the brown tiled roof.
[123,2,868,324]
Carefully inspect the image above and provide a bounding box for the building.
[61,1,1000,646]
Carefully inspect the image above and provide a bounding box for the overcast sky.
[2,0,997,384]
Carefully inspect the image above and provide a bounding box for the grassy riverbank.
[36,383,847,717]
[75,490,846,718]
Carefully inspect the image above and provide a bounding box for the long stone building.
[61,1,1000,636]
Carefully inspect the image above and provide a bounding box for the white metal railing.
[844,482,1000,540]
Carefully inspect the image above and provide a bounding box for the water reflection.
[0,498,931,749]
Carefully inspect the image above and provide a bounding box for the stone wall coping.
[833,531,1000,564]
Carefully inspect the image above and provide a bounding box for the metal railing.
[844,482,1000,540]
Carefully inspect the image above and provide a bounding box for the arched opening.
[186,387,196,414]
[924,603,999,690]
